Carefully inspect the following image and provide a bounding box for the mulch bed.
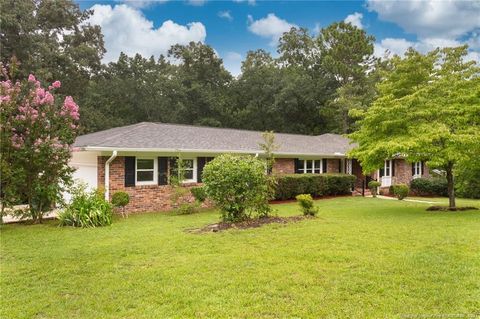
[426,206,478,212]
[186,215,312,233]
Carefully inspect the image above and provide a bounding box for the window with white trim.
[298,159,322,174]
[413,161,422,178]
[179,158,197,183]
[136,158,157,185]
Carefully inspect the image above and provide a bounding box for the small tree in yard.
[202,154,271,222]
[349,46,480,209]
[0,65,80,222]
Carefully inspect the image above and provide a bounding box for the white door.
[380,160,392,187]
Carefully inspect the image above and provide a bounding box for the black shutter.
[392,159,395,176]
[421,161,425,176]
[168,157,178,181]
[294,159,301,174]
[158,157,168,185]
[338,159,342,173]
[412,163,415,176]
[322,159,327,173]
[124,156,136,187]
[197,157,206,183]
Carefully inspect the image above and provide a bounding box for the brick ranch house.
[70,122,429,212]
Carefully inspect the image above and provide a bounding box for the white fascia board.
[82,146,347,158]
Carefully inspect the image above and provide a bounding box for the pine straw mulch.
[186,215,313,233]
[426,206,478,212]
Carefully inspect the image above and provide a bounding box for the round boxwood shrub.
[111,191,130,208]
[391,184,409,200]
[295,194,318,216]
[202,154,270,222]
[368,180,381,197]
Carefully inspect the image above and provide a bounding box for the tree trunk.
[445,163,456,209]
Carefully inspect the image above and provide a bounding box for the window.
[299,159,323,174]
[136,158,157,185]
[380,160,392,177]
[181,159,196,182]
[413,161,422,178]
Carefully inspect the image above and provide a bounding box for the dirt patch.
[426,206,478,212]
[186,215,312,233]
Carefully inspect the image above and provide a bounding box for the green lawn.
[1,197,479,319]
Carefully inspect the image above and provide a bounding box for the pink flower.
[43,91,54,105]
[62,96,80,121]
[28,74,36,82]
[52,81,61,89]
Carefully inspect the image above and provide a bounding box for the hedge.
[274,174,356,200]
[410,178,448,196]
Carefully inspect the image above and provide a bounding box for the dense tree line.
[1,0,381,135]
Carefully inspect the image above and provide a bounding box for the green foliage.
[274,174,355,200]
[111,192,130,208]
[456,161,480,199]
[349,46,480,208]
[202,154,271,222]
[59,184,113,228]
[368,181,381,197]
[295,194,318,216]
[190,186,207,203]
[391,184,409,200]
[410,178,448,197]
[175,202,200,215]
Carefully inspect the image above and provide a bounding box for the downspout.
[104,151,118,201]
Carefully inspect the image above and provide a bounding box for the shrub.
[295,194,318,216]
[176,202,200,215]
[111,191,130,217]
[391,184,409,200]
[456,162,480,199]
[202,154,271,222]
[410,178,448,196]
[274,174,355,200]
[190,186,207,203]
[59,185,113,228]
[368,181,381,197]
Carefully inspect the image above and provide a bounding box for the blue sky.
[77,0,480,75]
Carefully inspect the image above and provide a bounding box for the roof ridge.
[85,122,150,146]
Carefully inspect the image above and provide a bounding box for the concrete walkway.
[368,195,437,204]
[1,206,59,224]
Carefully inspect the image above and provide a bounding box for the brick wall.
[98,156,206,213]
[326,159,341,173]
[273,158,294,174]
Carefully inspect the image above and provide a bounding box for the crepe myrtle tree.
[349,46,480,209]
[0,64,80,222]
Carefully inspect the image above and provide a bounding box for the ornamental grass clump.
[59,184,113,228]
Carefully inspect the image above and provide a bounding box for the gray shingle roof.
[74,122,355,156]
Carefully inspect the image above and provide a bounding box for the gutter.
[104,150,118,201]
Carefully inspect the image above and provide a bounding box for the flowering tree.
[0,66,80,222]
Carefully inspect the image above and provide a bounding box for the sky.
[77,0,480,75]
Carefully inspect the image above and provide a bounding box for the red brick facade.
[272,158,295,174]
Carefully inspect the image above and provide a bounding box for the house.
[70,122,429,212]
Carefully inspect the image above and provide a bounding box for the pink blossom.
[1,80,12,90]
[0,95,10,103]
[43,91,54,105]
[52,81,61,89]
[70,123,77,129]
[62,96,80,121]
[28,74,36,82]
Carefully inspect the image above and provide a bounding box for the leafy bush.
[59,185,113,228]
[190,186,207,203]
[202,154,271,222]
[111,191,130,208]
[274,174,355,200]
[295,194,318,216]
[391,184,409,200]
[456,162,480,199]
[176,202,200,215]
[410,178,448,196]
[368,180,381,197]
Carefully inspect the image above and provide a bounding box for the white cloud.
[374,38,414,58]
[247,13,297,46]
[87,4,206,63]
[313,22,321,35]
[223,51,243,76]
[187,0,206,6]
[218,10,233,21]
[233,0,256,5]
[118,0,168,8]
[367,0,480,39]
[344,12,363,29]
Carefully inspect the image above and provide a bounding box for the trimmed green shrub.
[203,154,271,222]
[176,202,200,215]
[368,181,381,197]
[391,184,409,200]
[410,178,448,196]
[59,185,113,228]
[296,194,318,216]
[190,186,207,203]
[111,191,130,208]
[274,174,355,200]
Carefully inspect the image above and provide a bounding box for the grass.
[1,197,479,318]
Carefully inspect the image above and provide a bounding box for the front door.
[379,160,392,187]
